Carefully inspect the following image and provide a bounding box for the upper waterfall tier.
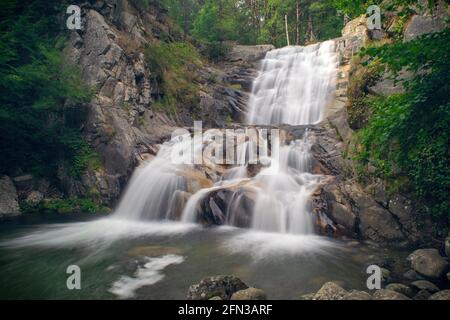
[247,41,338,126]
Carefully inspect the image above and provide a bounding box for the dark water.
[0,215,408,300]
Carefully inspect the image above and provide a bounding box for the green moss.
[145,41,203,116]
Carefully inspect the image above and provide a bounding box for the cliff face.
[62,0,266,205]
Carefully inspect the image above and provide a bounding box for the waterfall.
[247,41,338,125]
[112,41,338,236]
[244,41,338,234]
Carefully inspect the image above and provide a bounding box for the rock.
[313,282,348,300]
[403,269,424,281]
[447,272,450,282]
[187,276,248,300]
[12,174,34,191]
[381,268,391,284]
[227,45,275,65]
[413,290,432,300]
[407,249,450,279]
[385,283,416,298]
[373,289,411,300]
[410,280,439,294]
[25,191,44,206]
[231,288,267,300]
[299,293,315,300]
[428,290,450,300]
[445,236,450,258]
[0,176,21,218]
[343,290,372,300]
[404,11,448,42]
[209,296,223,300]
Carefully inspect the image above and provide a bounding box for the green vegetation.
[335,0,449,227]
[0,0,96,179]
[145,42,203,115]
[163,0,344,51]
[21,197,109,215]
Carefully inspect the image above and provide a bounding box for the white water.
[112,41,338,235]
[247,41,338,125]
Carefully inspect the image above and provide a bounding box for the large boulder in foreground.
[313,282,348,300]
[0,176,21,219]
[373,289,410,300]
[187,276,248,300]
[407,249,450,280]
[231,288,267,300]
[429,290,450,300]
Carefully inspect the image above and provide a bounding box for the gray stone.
[231,288,267,300]
[414,290,432,300]
[407,249,450,279]
[428,290,450,300]
[187,276,248,300]
[404,13,447,42]
[227,45,275,65]
[12,174,34,191]
[299,293,315,300]
[385,283,416,298]
[373,289,410,300]
[313,282,348,300]
[343,290,372,300]
[410,280,439,294]
[0,176,21,218]
[403,269,424,281]
[25,191,44,207]
[209,296,223,300]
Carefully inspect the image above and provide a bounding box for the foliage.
[145,41,203,115]
[22,197,109,215]
[0,0,95,178]
[356,30,450,223]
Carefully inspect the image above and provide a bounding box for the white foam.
[1,219,198,249]
[222,231,338,260]
[109,254,185,299]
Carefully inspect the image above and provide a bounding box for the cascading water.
[243,41,338,234]
[111,41,338,236]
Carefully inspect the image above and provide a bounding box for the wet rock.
[403,269,424,281]
[187,276,248,300]
[231,288,267,300]
[407,249,450,280]
[25,191,44,207]
[410,280,439,294]
[445,236,450,257]
[373,289,410,300]
[428,290,450,300]
[313,282,348,300]
[413,290,432,300]
[343,290,372,300]
[385,283,416,298]
[0,176,21,219]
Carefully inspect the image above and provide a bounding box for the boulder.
[410,280,439,294]
[343,290,372,300]
[403,269,424,281]
[227,45,275,65]
[187,276,248,300]
[407,249,449,279]
[313,282,348,300]
[0,176,21,218]
[373,289,410,300]
[428,290,450,300]
[299,293,315,300]
[385,283,416,298]
[12,174,34,191]
[404,13,448,42]
[231,288,267,300]
[25,191,44,207]
[413,290,432,300]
